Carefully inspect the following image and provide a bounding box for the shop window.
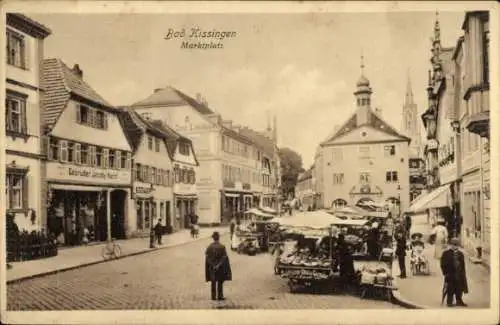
[49,138,59,160]
[148,136,153,150]
[144,201,150,229]
[6,29,26,69]
[80,144,89,165]
[5,171,26,210]
[60,140,69,162]
[160,202,165,218]
[166,201,171,219]
[136,200,143,229]
[5,91,27,134]
[155,138,160,152]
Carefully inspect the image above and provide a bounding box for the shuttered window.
[5,91,27,134]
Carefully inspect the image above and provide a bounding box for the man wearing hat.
[205,231,232,301]
[440,237,468,307]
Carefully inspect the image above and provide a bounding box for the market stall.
[274,211,339,292]
[233,208,278,254]
[330,217,395,301]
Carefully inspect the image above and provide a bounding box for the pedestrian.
[154,219,163,245]
[205,231,232,301]
[336,234,355,289]
[440,237,468,307]
[431,220,448,259]
[395,232,407,278]
[229,218,236,238]
[404,214,412,239]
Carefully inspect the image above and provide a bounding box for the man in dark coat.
[153,219,163,245]
[404,214,412,239]
[440,237,468,307]
[205,231,232,301]
[336,234,355,288]
[395,232,407,278]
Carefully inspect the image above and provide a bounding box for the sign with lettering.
[173,183,196,195]
[47,162,131,185]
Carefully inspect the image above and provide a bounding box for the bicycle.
[101,238,121,260]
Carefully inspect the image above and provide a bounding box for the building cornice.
[321,138,409,147]
[463,83,489,101]
[6,78,43,92]
[7,13,52,39]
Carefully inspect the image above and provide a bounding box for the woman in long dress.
[431,221,448,259]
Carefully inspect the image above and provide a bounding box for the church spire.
[405,69,414,105]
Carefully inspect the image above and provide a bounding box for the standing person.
[205,232,232,301]
[190,212,199,238]
[6,213,20,267]
[440,237,468,307]
[336,234,355,289]
[154,219,163,245]
[404,214,412,239]
[431,220,449,259]
[229,218,236,239]
[395,232,407,278]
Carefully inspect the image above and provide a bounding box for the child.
[410,233,426,272]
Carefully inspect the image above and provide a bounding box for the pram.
[410,232,430,275]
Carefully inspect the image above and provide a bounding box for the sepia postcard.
[0,1,498,324]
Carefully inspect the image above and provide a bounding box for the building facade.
[42,59,133,245]
[130,87,279,225]
[453,11,490,263]
[296,166,316,211]
[318,61,411,214]
[5,14,51,232]
[119,109,198,235]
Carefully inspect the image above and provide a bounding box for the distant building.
[296,165,315,210]
[401,73,426,202]
[5,14,51,232]
[118,109,198,235]
[130,87,280,225]
[317,58,410,214]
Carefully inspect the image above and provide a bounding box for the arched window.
[331,198,347,209]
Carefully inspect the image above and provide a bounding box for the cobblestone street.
[8,235,401,310]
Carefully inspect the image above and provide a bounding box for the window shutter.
[22,37,29,70]
[89,109,95,127]
[76,105,81,124]
[115,151,121,169]
[60,140,68,162]
[126,152,131,169]
[75,143,81,164]
[103,112,108,129]
[103,149,109,168]
[21,100,27,133]
[22,174,29,209]
[90,146,96,166]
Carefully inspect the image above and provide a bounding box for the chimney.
[375,108,382,116]
[196,93,202,103]
[72,64,83,78]
[154,88,163,93]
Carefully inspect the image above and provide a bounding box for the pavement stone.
[391,216,490,309]
[6,226,228,283]
[7,234,402,310]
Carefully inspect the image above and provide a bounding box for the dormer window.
[179,142,190,156]
[77,105,108,129]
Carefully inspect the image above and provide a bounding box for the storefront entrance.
[111,190,126,239]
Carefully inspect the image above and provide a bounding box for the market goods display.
[278,248,332,268]
[359,265,391,285]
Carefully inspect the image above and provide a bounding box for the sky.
[30,11,465,167]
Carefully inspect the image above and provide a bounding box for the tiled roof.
[322,108,410,144]
[42,58,114,129]
[238,127,276,158]
[131,86,214,115]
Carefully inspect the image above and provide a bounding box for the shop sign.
[47,162,131,184]
[135,186,153,194]
[174,183,196,195]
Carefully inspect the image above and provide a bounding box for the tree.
[278,147,304,198]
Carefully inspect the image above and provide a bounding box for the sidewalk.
[7,226,228,283]
[392,218,490,309]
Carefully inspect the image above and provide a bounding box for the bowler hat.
[212,231,220,240]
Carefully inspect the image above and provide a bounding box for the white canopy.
[245,208,275,218]
[331,218,370,227]
[260,206,278,214]
[406,185,450,213]
[279,211,338,230]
